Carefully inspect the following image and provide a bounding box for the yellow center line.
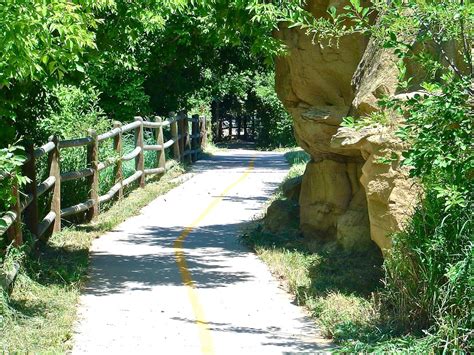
[173,158,256,355]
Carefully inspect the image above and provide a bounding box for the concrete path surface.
[73,148,331,354]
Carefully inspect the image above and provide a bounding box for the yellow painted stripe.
[174,158,256,355]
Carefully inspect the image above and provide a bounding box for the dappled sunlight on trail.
[73,148,331,354]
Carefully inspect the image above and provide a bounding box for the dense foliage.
[250,72,295,148]
[383,78,472,352]
[0,0,301,142]
[0,0,299,216]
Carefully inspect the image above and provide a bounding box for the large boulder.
[264,199,300,235]
[275,0,420,253]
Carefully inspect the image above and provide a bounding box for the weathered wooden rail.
[0,112,207,247]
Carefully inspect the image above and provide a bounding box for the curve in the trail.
[174,157,256,354]
[73,149,332,354]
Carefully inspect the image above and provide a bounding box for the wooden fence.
[214,115,256,142]
[0,112,207,247]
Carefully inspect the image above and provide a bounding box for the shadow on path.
[84,221,258,296]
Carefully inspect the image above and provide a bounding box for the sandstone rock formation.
[331,125,420,251]
[275,0,420,252]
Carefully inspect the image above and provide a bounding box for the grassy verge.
[241,149,439,353]
[242,224,384,348]
[0,163,187,352]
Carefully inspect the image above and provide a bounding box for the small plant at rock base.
[315,292,377,339]
[341,116,357,129]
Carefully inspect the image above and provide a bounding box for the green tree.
[0,0,112,143]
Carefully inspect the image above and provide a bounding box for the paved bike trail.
[73,149,331,354]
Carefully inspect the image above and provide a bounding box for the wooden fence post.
[86,130,99,221]
[7,178,22,246]
[134,116,145,188]
[177,113,185,162]
[200,116,207,150]
[237,116,242,139]
[170,112,180,161]
[184,112,191,163]
[251,112,256,139]
[191,114,199,163]
[243,114,248,140]
[216,101,223,142]
[48,136,61,235]
[156,116,166,171]
[23,143,39,237]
[113,121,123,200]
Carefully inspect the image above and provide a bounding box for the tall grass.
[382,189,473,352]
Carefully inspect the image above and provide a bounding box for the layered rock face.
[275,0,419,252]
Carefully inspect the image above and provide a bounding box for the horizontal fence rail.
[0,112,207,247]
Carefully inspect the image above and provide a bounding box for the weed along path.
[72,148,331,354]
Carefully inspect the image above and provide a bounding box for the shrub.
[90,67,151,121]
[380,74,473,352]
[305,1,473,351]
[38,84,112,217]
[39,83,109,139]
